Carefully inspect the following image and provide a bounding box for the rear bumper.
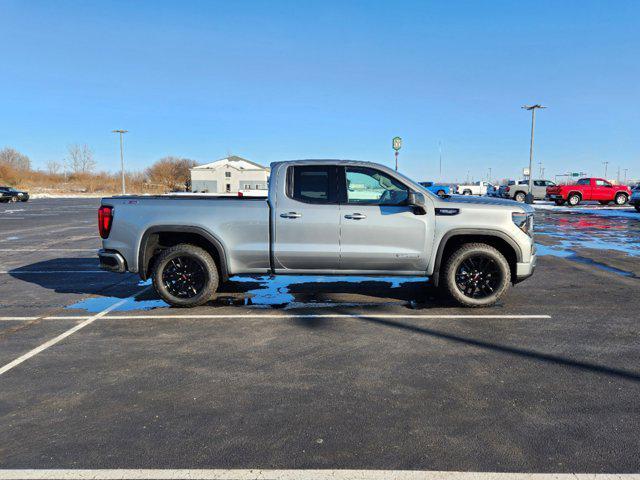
[98,249,127,273]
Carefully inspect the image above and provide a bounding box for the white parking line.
[1,314,552,321]
[0,469,635,479]
[0,270,106,274]
[0,248,97,252]
[0,288,150,376]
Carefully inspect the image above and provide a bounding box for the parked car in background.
[630,185,640,212]
[546,178,631,206]
[502,179,556,202]
[486,184,500,197]
[0,186,29,203]
[99,159,537,308]
[418,181,450,197]
[456,181,491,196]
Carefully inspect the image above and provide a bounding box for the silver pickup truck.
[98,160,536,308]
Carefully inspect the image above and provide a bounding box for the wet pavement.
[1,198,639,473]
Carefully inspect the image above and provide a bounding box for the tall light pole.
[438,141,443,180]
[112,130,128,194]
[623,168,628,184]
[522,104,547,204]
[603,161,609,179]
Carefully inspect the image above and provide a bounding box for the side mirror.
[407,191,426,215]
[407,190,425,207]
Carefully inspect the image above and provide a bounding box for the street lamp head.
[522,104,547,110]
[112,129,129,133]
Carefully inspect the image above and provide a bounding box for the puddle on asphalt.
[66,275,430,313]
[535,209,640,278]
[535,210,640,257]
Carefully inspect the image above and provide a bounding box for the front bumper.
[515,246,536,283]
[98,249,127,273]
[630,194,640,206]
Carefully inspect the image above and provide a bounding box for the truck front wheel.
[152,244,219,307]
[614,193,628,206]
[442,243,510,308]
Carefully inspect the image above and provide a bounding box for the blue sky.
[1,0,638,182]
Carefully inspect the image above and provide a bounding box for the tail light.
[98,206,114,239]
[505,187,510,192]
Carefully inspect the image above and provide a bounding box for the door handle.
[280,212,302,219]
[345,213,367,220]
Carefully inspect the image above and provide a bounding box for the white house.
[190,156,270,193]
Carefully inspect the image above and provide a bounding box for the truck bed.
[102,195,271,275]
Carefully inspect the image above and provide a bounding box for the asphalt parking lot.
[1,198,639,476]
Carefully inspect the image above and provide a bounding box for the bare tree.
[146,156,198,191]
[0,147,31,171]
[46,160,62,175]
[66,144,96,174]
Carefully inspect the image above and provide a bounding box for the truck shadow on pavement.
[9,258,459,310]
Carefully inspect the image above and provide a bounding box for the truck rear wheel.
[442,243,510,308]
[152,244,219,307]
[567,193,581,206]
[514,191,526,203]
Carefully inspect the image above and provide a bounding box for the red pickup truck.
[546,178,631,206]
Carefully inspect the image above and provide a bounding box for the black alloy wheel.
[454,254,502,299]
[161,256,206,299]
[152,243,219,307]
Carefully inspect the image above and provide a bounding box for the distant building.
[190,156,270,193]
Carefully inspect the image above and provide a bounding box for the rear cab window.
[287,165,338,204]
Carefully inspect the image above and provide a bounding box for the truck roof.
[270,159,382,169]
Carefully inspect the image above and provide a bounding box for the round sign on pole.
[392,137,402,151]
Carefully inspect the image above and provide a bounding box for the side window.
[289,166,336,204]
[577,179,590,185]
[595,180,611,187]
[345,167,409,205]
[534,180,544,187]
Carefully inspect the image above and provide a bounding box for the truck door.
[593,179,613,201]
[272,165,341,271]
[575,178,592,200]
[338,166,430,273]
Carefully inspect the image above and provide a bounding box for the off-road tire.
[10,196,18,203]
[152,244,219,308]
[441,243,511,308]
[514,191,526,203]
[567,193,581,206]
[614,193,628,206]
[463,190,472,195]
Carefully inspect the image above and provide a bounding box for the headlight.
[512,212,533,236]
